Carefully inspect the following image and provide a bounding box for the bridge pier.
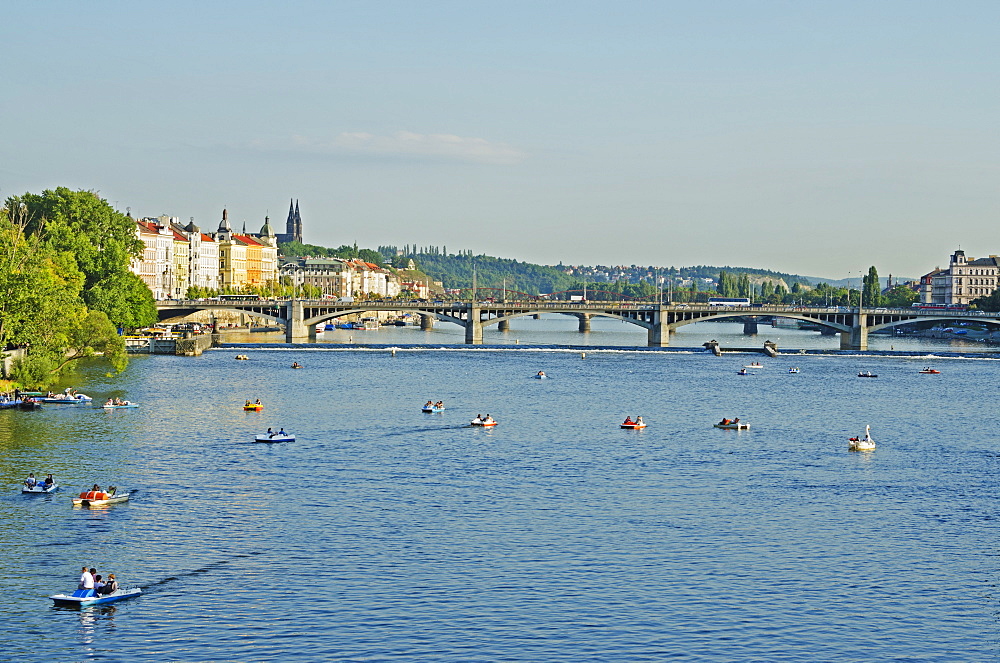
[465,308,483,345]
[647,310,670,347]
[284,300,311,343]
[840,316,869,351]
[497,319,511,332]
[420,315,435,331]
[577,313,591,333]
[743,317,758,335]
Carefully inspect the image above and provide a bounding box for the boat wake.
[139,552,263,594]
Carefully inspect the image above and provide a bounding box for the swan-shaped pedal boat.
[255,432,295,442]
[849,426,876,451]
[50,587,142,607]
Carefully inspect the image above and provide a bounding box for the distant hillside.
[379,245,818,296]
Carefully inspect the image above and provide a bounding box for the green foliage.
[863,266,882,307]
[279,241,385,266]
[85,272,158,329]
[972,288,1000,312]
[0,192,139,387]
[883,285,918,308]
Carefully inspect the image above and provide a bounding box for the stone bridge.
[155,299,1000,349]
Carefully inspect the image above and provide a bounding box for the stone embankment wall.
[175,334,214,356]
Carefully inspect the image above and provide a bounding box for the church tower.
[277,198,303,244]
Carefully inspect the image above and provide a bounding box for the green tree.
[6,188,149,328]
[883,285,918,308]
[862,266,882,307]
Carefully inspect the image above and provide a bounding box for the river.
[1,318,998,660]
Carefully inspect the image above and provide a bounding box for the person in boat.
[98,573,119,595]
[719,418,730,426]
[278,428,286,436]
[266,427,274,438]
[105,398,114,407]
[245,400,252,407]
[732,418,740,424]
[623,416,634,425]
[484,415,495,424]
[79,566,94,592]
[43,474,54,487]
[425,401,434,408]
[255,398,262,405]
[537,371,546,377]
[24,473,37,488]
[435,401,444,408]
[636,416,644,426]
[93,575,105,594]
[92,484,101,493]
[472,414,483,424]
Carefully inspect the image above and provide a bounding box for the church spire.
[218,208,232,233]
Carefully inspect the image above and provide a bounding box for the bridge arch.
[665,311,850,334]
[480,310,654,331]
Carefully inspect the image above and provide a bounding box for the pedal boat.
[857,372,878,378]
[100,403,139,409]
[23,483,58,494]
[243,403,263,411]
[714,423,750,430]
[918,368,941,374]
[422,406,445,413]
[849,425,876,451]
[744,363,764,369]
[50,587,141,607]
[471,418,497,427]
[255,433,295,442]
[620,421,647,429]
[72,490,129,507]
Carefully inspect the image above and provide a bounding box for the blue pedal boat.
[50,587,141,607]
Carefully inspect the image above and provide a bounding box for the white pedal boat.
[849,425,876,451]
[714,423,750,430]
[255,433,295,442]
[100,403,139,409]
[471,418,497,427]
[50,587,142,607]
[72,490,130,507]
[22,483,58,494]
[422,406,445,413]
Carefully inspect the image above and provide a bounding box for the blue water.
[1,331,998,660]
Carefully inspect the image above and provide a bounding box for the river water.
[2,319,998,661]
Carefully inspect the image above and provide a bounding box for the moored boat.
[50,587,142,607]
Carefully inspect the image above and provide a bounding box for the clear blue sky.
[3,1,998,279]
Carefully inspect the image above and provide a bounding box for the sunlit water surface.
[1,320,998,660]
